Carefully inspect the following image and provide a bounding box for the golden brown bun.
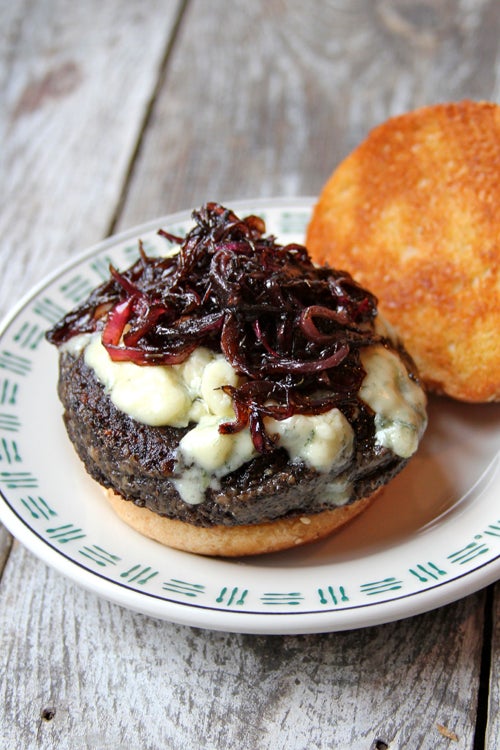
[104,488,378,557]
[307,100,500,402]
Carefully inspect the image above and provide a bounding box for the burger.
[46,203,427,556]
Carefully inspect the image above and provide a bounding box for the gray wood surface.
[487,587,500,747]
[1,2,499,748]
[118,0,500,227]
[0,542,486,749]
[1,0,183,313]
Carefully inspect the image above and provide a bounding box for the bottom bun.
[104,488,380,557]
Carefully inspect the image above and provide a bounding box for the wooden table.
[1,2,499,748]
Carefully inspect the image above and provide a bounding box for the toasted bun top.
[307,100,500,402]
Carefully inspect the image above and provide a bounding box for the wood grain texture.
[0,0,184,320]
[0,543,485,750]
[0,1,499,748]
[117,0,500,229]
[0,525,12,577]
[0,0,183,566]
[486,586,500,747]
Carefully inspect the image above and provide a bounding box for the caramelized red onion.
[47,202,381,452]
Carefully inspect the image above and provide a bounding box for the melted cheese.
[83,337,239,427]
[63,335,426,504]
[173,409,354,504]
[267,411,354,473]
[359,346,427,458]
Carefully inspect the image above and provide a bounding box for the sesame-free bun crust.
[307,100,500,402]
[104,488,378,557]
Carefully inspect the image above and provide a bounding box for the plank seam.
[473,584,494,750]
[105,0,191,237]
[0,527,14,581]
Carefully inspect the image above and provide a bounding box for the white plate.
[0,198,499,634]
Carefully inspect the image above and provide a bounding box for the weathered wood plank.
[486,586,500,747]
[117,0,500,229]
[0,543,484,750]
[0,0,184,320]
[0,525,12,577]
[113,2,499,747]
[0,0,184,560]
[0,2,498,749]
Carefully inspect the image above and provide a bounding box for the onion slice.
[47,202,383,452]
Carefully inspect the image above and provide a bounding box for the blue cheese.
[84,336,190,426]
[81,336,239,428]
[65,335,426,504]
[179,415,256,474]
[359,345,427,458]
[174,410,354,504]
[267,411,354,473]
[174,416,257,504]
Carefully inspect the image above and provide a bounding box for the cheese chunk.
[66,335,427,503]
[359,346,427,458]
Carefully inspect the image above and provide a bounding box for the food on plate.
[46,203,427,556]
[306,100,500,402]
